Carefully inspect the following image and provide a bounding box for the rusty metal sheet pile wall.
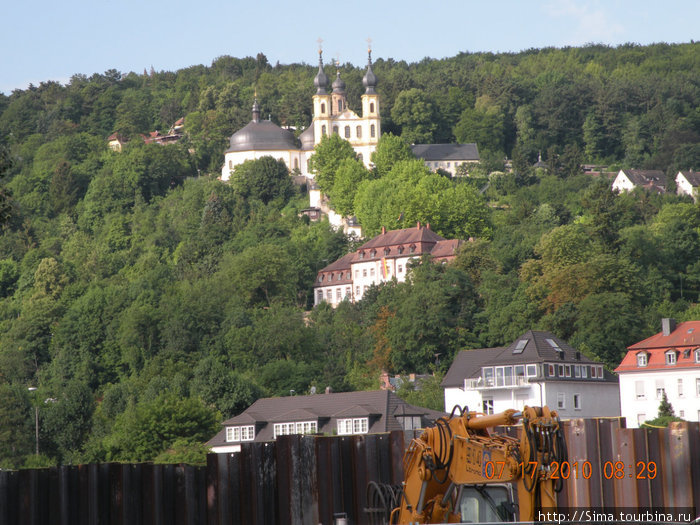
[0,422,698,525]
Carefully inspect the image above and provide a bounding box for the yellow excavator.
[366,405,567,524]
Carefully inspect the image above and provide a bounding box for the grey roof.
[226,119,299,153]
[620,170,666,189]
[207,390,446,446]
[441,330,615,388]
[678,171,700,186]
[411,143,480,162]
[299,125,315,151]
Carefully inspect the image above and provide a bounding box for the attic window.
[359,251,365,260]
[513,339,528,354]
[665,351,677,365]
[409,244,416,254]
[398,246,404,254]
[546,338,562,352]
[371,249,377,258]
[637,353,648,367]
[688,328,695,333]
[319,275,324,282]
[384,247,390,255]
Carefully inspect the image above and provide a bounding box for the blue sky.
[2,0,698,95]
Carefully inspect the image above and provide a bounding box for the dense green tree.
[230,156,293,204]
[308,134,356,194]
[370,133,415,178]
[328,157,371,217]
[104,394,219,462]
[391,88,438,144]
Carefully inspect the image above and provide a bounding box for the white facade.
[444,365,620,420]
[675,171,700,202]
[222,148,309,181]
[611,171,635,193]
[619,367,700,428]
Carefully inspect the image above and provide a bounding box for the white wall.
[619,369,700,428]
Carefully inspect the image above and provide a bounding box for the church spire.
[362,46,377,95]
[252,92,260,123]
[313,48,329,95]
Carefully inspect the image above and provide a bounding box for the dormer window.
[637,352,648,367]
[398,246,404,254]
[665,350,677,365]
[371,249,377,258]
[359,251,365,260]
[384,247,390,255]
[338,272,343,281]
[409,244,416,254]
[319,274,324,282]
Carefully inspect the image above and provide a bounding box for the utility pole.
[28,387,39,455]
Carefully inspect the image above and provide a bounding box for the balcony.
[465,376,531,390]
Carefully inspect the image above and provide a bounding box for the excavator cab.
[457,484,516,523]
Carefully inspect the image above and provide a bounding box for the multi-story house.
[207,390,445,454]
[615,318,700,427]
[442,330,620,418]
[313,223,462,306]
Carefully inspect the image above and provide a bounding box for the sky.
[1,0,699,95]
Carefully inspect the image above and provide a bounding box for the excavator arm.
[391,405,567,524]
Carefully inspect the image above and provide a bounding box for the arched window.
[321,103,326,114]
[344,126,350,138]
[370,124,376,138]
[293,158,299,170]
[370,102,375,113]
[357,153,363,162]
[228,160,232,169]
[338,100,343,112]
[333,126,339,135]
[322,125,327,136]
[356,126,362,138]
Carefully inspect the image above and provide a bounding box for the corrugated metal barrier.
[0,420,697,525]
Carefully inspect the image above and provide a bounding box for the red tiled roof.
[614,321,700,372]
[430,239,463,259]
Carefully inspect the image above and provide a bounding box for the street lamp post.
[28,387,39,456]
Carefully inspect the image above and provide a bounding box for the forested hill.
[0,43,699,468]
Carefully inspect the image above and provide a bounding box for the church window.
[358,153,363,162]
[294,158,299,170]
[344,126,350,138]
[228,160,232,169]
[322,125,327,136]
[370,124,376,138]
[321,103,326,114]
[370,102,375,113]
[333,126,338,135]
[356,126,362,138]
[338,100,343,112]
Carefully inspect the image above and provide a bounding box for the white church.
[220,49,381,181]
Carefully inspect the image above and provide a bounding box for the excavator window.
[458,485,515,523]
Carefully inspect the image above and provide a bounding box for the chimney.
[416,221,421,229]
[662,318,676,336]
[426,222,430,230]
[325,386,332,394]
[381,226,386,235]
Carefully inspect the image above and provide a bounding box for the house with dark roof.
[442,331,620,419]
[611,169,666,194]
[675,171,700,202]
[206,390,445,453]
[614,318,700,428]
[411,143,480,176]
[313,223,463,305]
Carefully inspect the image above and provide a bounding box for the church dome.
[362,51,378,94]
[313,52,329,94]
[332,71,346,93]
[299,125,315,151]
[227,120,299,152]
